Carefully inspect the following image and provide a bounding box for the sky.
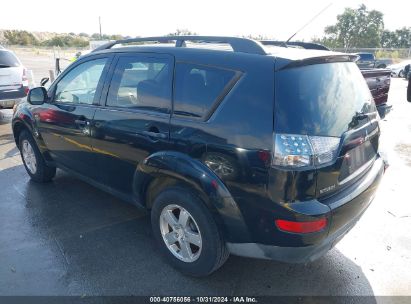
[0,0,409,41]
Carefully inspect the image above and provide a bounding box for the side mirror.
[28,87,47,105]
[40,77,49,87]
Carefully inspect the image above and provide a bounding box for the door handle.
[141,130,167,139]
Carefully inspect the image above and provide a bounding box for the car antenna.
[283,2,333,47]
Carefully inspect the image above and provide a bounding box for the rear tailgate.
[316,112,380,199]
[0,50,24,97]
[274,60,380,201]
[0,67,23,91]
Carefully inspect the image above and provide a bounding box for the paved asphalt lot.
[0,78,410,297]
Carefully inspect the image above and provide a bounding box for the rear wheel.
[399,70,404,78]
[151,187,229,276]
[19,130,56,182]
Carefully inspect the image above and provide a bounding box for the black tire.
[398,70,404,78]
[19,130,56,182]
[151,187,229,277]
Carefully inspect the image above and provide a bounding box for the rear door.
[91,53,173,196]
[35,55,112,180]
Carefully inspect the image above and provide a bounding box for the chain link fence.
[332,48,411,61]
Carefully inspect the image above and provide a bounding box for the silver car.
[0,48,28,108]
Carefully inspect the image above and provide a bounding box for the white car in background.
[0,48,29,108]
[387,60,411,78]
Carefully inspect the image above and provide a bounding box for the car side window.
[173,63,237,119]
[106,56,173,113]
[54,58,108,104]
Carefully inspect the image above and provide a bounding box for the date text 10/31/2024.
[150,297,258,303]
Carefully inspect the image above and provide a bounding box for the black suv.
[12,36,384,276]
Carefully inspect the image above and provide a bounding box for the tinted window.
[54,58,107,104]
[358,53,374,61]
[106,56,172,113]
[275,62,375,137]
[0,51,20,67]
[174,63,236,118]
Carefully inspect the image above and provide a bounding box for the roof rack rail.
[92,36,268,55]
[260,40,330,51]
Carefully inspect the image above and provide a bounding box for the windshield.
[275,62,376,137]
[0,51,21,67]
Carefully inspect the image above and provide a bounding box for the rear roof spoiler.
[280,54,359,70]
[260,41,330,51]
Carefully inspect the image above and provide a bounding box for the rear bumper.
[227,213,358,262]
[0,87,27,108]
[0,98,23,108]
[227,157,384,263]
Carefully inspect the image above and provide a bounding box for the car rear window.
[0,51,20,67]
[275,62,375,137]
[358,53,374,61]
[173,63,237,119]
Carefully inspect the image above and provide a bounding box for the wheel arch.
[133,151,251,243]
[12,118,53,163]
[12,119,31,147]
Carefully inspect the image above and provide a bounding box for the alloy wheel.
[21,140,37,174]
[159,204,202,263]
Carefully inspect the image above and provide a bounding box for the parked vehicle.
[387,60,411,78]
[407,76,411,102]
[0,48,29,108]
[404,64,410,80]
[354,52,393,69]
[361,68,392,118]
[12,36,385,276]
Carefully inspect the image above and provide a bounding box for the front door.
[36,56,111,180]
[91,53,173,197]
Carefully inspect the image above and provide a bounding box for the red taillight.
[275,218,327,234]
[258,150,271,164]
[24,87,30,95]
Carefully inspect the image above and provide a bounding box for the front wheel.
[151,187,229,276]
[19,130,56,182]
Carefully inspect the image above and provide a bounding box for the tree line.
[314,4,410,49]
[0,29,200,47]
[1,30,128,47]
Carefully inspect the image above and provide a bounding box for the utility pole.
[99,16,102,40]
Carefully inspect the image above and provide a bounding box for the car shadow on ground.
[0,165,376,300]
